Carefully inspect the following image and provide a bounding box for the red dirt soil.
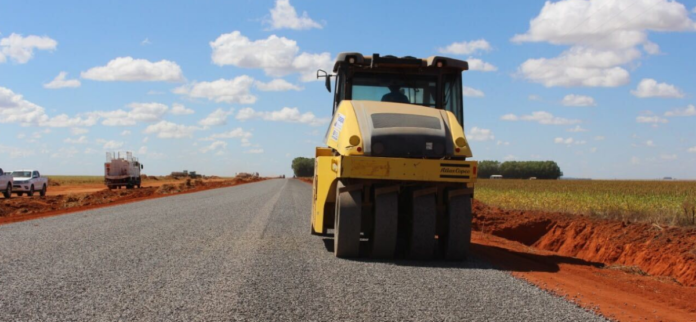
[0,177,266,225]
[296,179,696,321]
[473,200,696,287]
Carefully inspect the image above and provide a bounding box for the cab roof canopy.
[333,52,469,73]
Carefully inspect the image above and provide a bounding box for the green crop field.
[475,179,696,227]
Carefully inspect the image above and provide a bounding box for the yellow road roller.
[311,53,478,260]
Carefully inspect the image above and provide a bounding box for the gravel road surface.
[0,179,604,321]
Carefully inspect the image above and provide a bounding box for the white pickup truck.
[11,170,48,197]
[0,168,12,199]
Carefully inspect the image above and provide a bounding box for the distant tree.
[291,157,315,177]
[499,161,563,179]
[477,160,501,178]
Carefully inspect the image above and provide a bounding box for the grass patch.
[46,176,104,186]
[476,179,696,227]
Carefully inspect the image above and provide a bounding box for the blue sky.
[1,0,695,179]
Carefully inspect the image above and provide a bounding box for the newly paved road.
[0,179,603,321]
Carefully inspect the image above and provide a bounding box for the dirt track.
[472,201,696,321]
[0,177,265,225]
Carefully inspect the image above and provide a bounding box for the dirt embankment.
[0,177,266,225]
[472,200,696,287]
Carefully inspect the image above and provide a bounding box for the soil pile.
[473,200,696,287]
[0,177,265,224]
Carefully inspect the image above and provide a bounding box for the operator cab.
[318,53,469,126]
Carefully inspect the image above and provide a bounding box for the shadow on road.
[321,238,604,273]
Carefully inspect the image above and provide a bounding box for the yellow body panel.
[311,149,338,234]
[341,156,476,183]
[326,101,364,156]
[311,100,478,235]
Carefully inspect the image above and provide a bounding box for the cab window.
[443,74,463,125]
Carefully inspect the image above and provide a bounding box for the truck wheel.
[126,185,133,189]
[17,192,23,197]
[408,189,437,260]
[442,192,472,261]
[369,188,398,259]
[2,184,11,199]
[334,181,362,258]
[28,185,35,197]
[40,185,47,197]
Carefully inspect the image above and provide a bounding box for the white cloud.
[513,0,695,87]
[200,140,227,153]
[199,108,234,126]
[517,47,634,87]
[0,86,50,125]
[143,121,198,139]
[0,86,96,127]
[467,127,495,141]
[0,144,36,158]
[142,137,149,143]
[102,140,124,150]
[121,130,131,136]
[170,103,194,115]
[466,57,497,72]
[554,137,573,144]
[245,148,264,154]
[236,107,328,126]
[496,140,510,146]
[141,38,151,46]
[528,95,542,101]
[265,0,322,30]
[562,94,596,107]
[567,125,588,132]
[173,76,256,104]
[0,33,57,64]
[71,127,89,135]
[64,136,88,144]
[645,140,656,147]
[595,136,605,141]
[660,154,677,160]
[504,155,518,161]
[636,115,668,124]
[81,57,183,82]
[255,79,303,91]
[138,146,148,154]
[210,31,332,81]
[44,72,81,89]
[664,104,696,117]
[439,39,492,55]
[513,0,695,48]
[554,137,586,145]
[631,78,685,98]
[688,146,696,153]
[501,111,581,125]
[630,156,641,165]
[462,86,484,98]
[202,128,252,140]
[93,102,169,126]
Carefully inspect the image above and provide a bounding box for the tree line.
[478,160,563,179]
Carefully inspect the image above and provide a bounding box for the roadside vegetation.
[47,176,104,186]
[291,157,314,177]
[476,179,696,227]
[478,160,563,179]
